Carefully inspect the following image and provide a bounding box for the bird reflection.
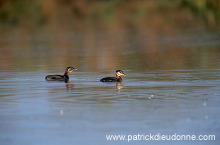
[116,82,124,91]
[65,80,74,91]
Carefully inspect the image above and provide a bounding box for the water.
[0,20,220,145]
[1,68,220,145]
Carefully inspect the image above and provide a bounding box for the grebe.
[45,67,77,81]
[100,70,126,82]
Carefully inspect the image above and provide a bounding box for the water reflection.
[0,30,219,72]
[116,82,124,92]
[65,81,74,91]
[45,79,75,91]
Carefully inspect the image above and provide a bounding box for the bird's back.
[45,75,66,81]
[100,77,118,82]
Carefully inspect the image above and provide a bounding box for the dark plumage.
[100,70,126,82]
[45,67,77,81]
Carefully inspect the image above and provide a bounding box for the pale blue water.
[0,68,220,145]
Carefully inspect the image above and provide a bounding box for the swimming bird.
[45,67,77,81]
[100,70,126,82]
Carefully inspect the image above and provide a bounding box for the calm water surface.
[0,28,220,145]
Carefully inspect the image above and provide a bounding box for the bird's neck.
[116,75,122,82]
[64,71,70,76]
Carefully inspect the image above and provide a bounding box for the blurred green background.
[0,0,219,26]
[0,0,219,71]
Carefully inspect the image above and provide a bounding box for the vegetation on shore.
[0,0,219,26]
